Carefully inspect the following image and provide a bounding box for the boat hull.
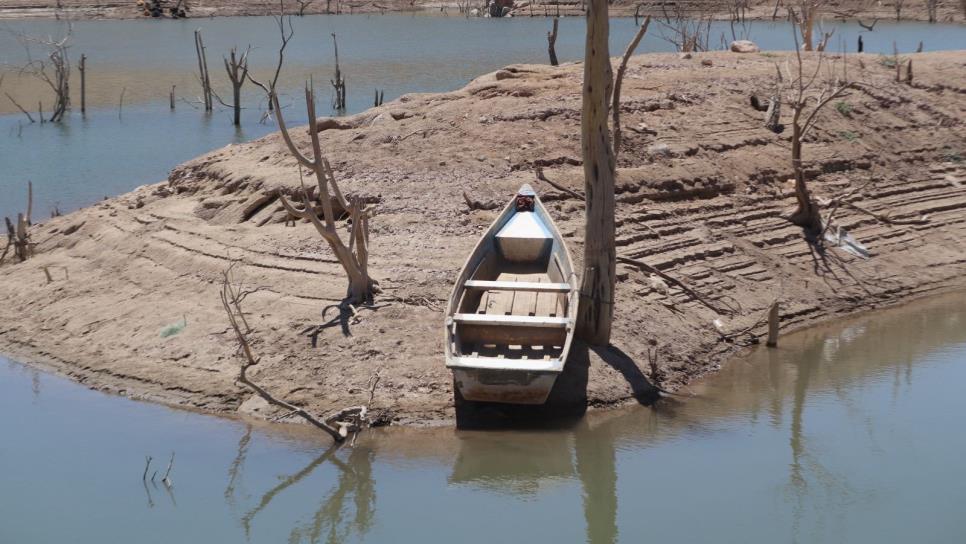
[453,368,558,405]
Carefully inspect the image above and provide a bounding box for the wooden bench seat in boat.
[450,313,569,346]
[462,280,571,293]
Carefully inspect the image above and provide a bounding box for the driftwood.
[618,255,734,316]
[220,265,374,442]
[612,16,650,158]
[547,17,559,66]
[534,166,584,200]
[3,183,35,263]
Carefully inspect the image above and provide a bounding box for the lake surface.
[2,291,965,543]
[1,15,965,219]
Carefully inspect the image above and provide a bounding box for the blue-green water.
[2,292,965,543]
[1,15,965,219]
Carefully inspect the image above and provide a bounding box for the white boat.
[445,184,578,404]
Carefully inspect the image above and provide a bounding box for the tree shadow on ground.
[455,340,660,430]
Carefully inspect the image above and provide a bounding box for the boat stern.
[452,367,559,405]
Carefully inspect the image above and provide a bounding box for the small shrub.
[840,131,859,141]
[878,55,897,68]
[835,101,853,116]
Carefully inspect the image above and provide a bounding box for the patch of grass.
[840,131,859,142]
[942,147,963,163]
[759,52,778,58]
[835,101,853,116]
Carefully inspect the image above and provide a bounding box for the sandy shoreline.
[1,0,962,22]
[1,50,965,427]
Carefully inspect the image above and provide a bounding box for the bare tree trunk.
[612,17,650,158]
[272,87,377,303]
[223,47,250,126]
[170,85,176,110]
[330,34,346,110]
[79,54,86,115]
[766,301,780,347]
[194,29,213,112]
[576,0,616,345]
[547,17,559,66]
[788,117,822,235]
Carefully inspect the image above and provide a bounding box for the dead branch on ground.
[220,265,373,442]
[618,255,735,316]
[534,166,584,200]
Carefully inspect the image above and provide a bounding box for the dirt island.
[1,50,964,426]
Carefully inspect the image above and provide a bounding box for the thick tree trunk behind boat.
[788,119,823,236]
[576,0,617,346]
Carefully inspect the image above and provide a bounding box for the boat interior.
[449,195,575,364]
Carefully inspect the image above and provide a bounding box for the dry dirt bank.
[2,0,962,21]
[1,50,964,426]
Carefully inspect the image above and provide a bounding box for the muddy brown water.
[2,291,965,543]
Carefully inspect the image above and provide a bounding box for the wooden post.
[766,301,779,347]
[575,0,616,345]
[194,29,213,112]
[170,85,176,110]
[79,54,86,115]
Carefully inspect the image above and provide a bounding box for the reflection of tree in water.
[235,442,375,544]
[287,447,376,544]
[225,425,253,511]
[574,417,619,544]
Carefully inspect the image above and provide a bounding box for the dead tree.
[373,89,384,107]
[330,34,346,111]
[79,53,86,115]
[11,24,72,122]
[612,16,650,158]
[576,0,616,345]
[793,0,828,51]
[926,0,938,22]
[3,182,34,264]
[272,87,377,304]
[782,21,853,238]
[893,0,904,20]
[223,47,250,126]
[220,265,371,442]
[547,17,559,66]
[194,29,213,112]
[247,1,294,112]
[656,2,711,52]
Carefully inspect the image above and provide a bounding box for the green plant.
[835,101,853,116]
[840,130,859,141]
